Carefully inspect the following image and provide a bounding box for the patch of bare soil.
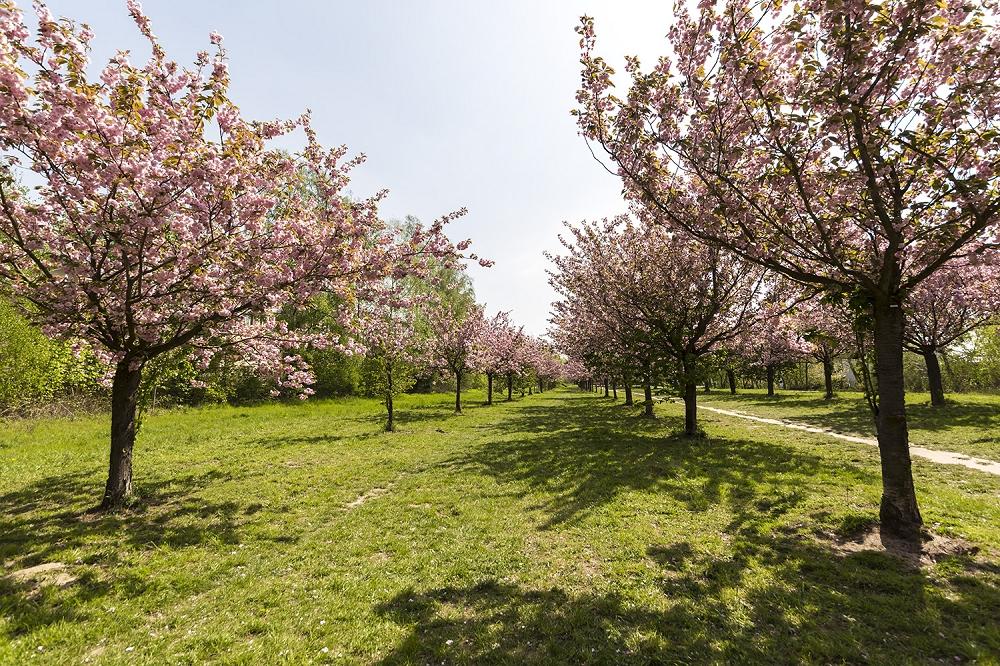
[345,486,390,509]
[821,526,981,567]
[7,561,78,590]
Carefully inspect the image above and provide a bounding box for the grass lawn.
[2,389,999,664]
[697,387,1000,462]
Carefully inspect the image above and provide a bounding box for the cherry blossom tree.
[549,216,776,435]
[470,311,529,402]
[353,275,431,432]
[535,351,564,393]
[794,300,857,400]
[547,218,670,414]
[429,302,485,413]
[517,335,564,395]
[736,312,810,397]
[904,260,999,405]
[0,2,488,507]
[0,2,395,508]
[575,0,1000,538]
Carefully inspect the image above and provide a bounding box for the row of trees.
[550,220,997,413]
[0,3,512,509]
[354,264,575,432]
[566,0,1000,540]
[0,0,584,510]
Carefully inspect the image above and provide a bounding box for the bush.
[0,300,104,412]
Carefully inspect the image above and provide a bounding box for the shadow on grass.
[398,393,998,663]
[0,468,248,640]
[251,431,380,448]
[376,533,999,664]
[453,394,876,528]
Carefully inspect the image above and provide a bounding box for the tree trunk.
[539,378,544,393]
[923,350,945,407]
[684,380,698,436]
[643,380,654,418]
[101,358,143,510]
[727,369,737,395]
[703,378,711,393]
[455,370,463,413]
[823,356,834,400]
[766,366,776,396]
[624,381,633,406]
[612,380,617,400]
[872,299,922,541]
[386,393,394,431]
[507,373,513,401]
[385,364,395,432]
[682,355,699,435]
[603,378,609,397]
[487,372,493,405]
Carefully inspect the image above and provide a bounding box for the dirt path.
[700,404,1000,477]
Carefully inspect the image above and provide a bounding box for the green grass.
[1,389,999,664]
[697,387,1000,461]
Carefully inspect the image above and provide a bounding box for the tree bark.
[682,355,699,435]
[507,373,513,401]
[823,356,834,400]
[603,378,609,397]
[873,299,922,541]
[727,369,737,395]
[643,380,654,418]
[766,366,776,396]
[101,358,143,510]
[923,350,946,407]
[487,372,493,405]
[624,381,633,406]
[385,363,395,432]
[454,370,463,413]
[703,378,711,393]
[612,380,617,400]
[684,380,698,436]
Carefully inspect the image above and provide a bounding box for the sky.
[40,1,676,335]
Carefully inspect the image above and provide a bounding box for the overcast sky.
[40,1,675,335]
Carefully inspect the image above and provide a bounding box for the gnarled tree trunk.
[624,380,633,406]
[873,299,922,541]
[727,369,737,395]
[101,358,144,510]
[766,365,776,396]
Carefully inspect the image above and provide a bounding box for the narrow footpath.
[699,403,1000,477]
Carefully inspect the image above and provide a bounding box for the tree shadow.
[0,468,248,641]
[381,396,999,662]
[250,432,379,448]
[374,532,999,663]
[449,396,873,528]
